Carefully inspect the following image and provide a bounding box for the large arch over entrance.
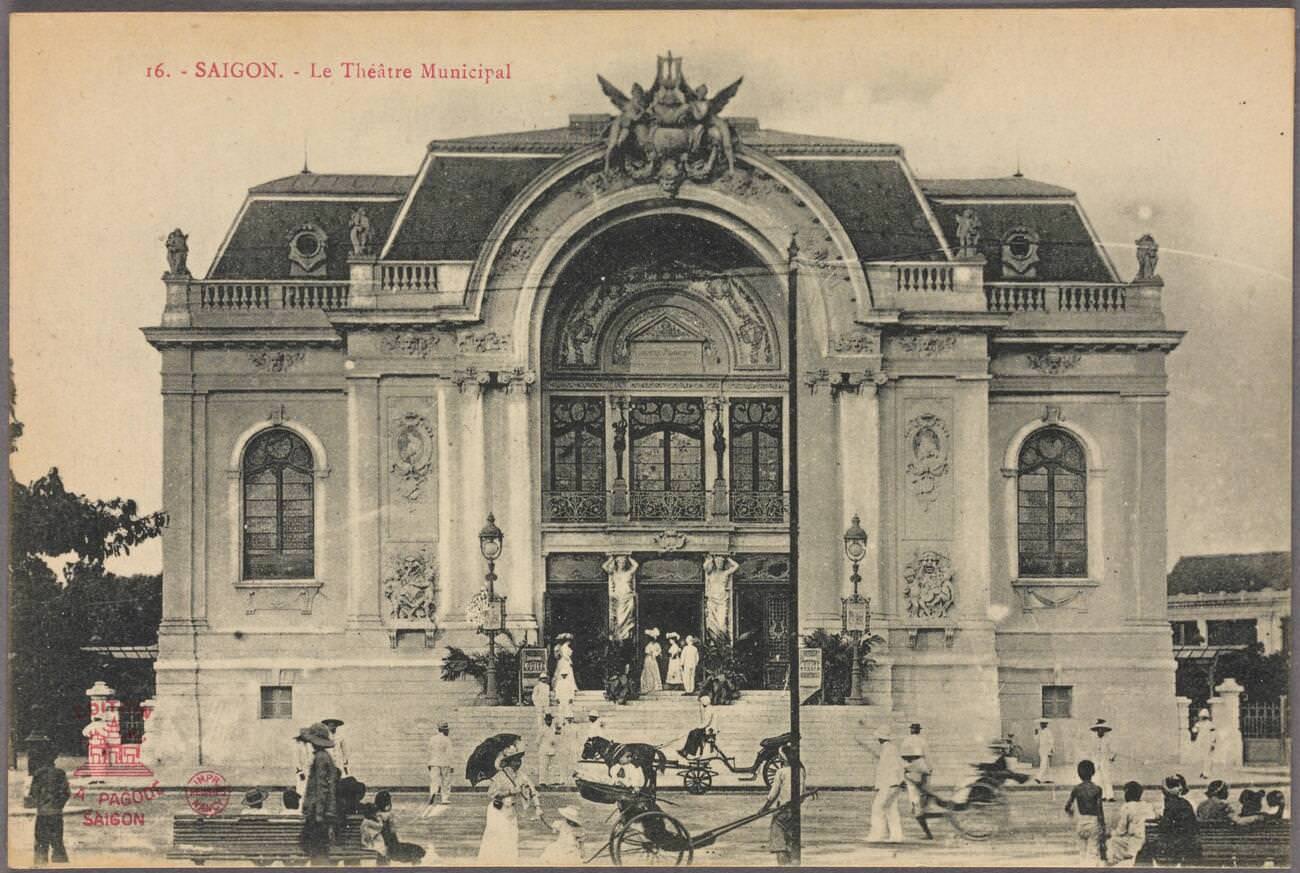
[531,211,797,692]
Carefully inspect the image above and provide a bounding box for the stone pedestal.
[1212,678,1245,768]
[1175,696,1193,763]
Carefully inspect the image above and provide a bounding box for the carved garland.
[896,333,957,357]
[382,331,440,358]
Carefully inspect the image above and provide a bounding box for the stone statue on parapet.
[349,208,372,257]
[165,228,190,277]
[1135,233,1159,280]
[956,208,981,258]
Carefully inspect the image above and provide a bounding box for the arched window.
[1017,427,1087,577]
[243,428,314,579]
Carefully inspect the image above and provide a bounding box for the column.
[838,382,880,606]
[609,396,629,519]
[503,373,538,629]
[953,376,993,622]
[707,397,730,521]
[346,375,382,628]
[191,393,208,624]
[459,377,488,605]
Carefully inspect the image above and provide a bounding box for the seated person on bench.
[679,695,717,758]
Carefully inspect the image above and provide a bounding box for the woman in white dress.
[640,628,663,693]
[477,750,539,864]
[665,633,684,689]
[552,635,578,721]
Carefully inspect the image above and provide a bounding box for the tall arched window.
[243,428,315,579]
[1017,427,1087,577]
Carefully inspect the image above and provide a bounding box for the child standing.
[540,806,585,865]
[29,748,71,865]
[1065,759,1107,866]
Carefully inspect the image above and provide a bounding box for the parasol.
[465,733,522,785]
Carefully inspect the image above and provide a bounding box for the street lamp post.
[478,512,507,705]
[841,514,870,705]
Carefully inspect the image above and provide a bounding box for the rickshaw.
[575,741,817,866]
[582,731,792,795]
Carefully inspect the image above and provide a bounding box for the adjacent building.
[143,56,1184,782]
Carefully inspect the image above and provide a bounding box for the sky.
[9,9,1293,575]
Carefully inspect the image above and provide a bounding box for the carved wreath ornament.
[905,414,950,509]
[390,412,435,501]
[903,551,955,619]
[383,552,438,623]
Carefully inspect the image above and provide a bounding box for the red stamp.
[185,770,230,816]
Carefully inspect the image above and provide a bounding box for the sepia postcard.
[7,8,1293,868]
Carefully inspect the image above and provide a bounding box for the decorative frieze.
[236,581,322,616]
[903,550,955,619]
[458,330,510,354]
[1026,351,1082,375]
[248,350,305,373]
[896,333,957,357]
[833,329,881,355]
[904,413,950,509]
[382,331,440,358]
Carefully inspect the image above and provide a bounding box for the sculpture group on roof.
[598,53,744,196]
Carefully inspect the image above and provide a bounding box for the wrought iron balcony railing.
[542,491,608,523]
[730,490,789,523]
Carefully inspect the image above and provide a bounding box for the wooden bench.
[168,814,379,866]
[1140,820,1291,867]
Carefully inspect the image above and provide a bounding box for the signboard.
[843,598,870,634]
[798,647,823,702]
[482,597,507,632]
[519,647,548,702]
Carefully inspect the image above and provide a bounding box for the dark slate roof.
[426,115,898,155]
[928,200,1115,282]
[383,156,558,262]
[209,198,402,280]
[779,158,945,261]
[249,173,415,196]
[1167,552,1292,596]
[921,177,1075,198]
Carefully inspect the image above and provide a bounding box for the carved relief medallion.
[390,412,436,501]
[654,530,688,551]
[383,549,438,623]
[903,551,955,619]
[904,413,950,509]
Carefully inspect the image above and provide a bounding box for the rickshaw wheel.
[948,784,1008,841]
[761,756,783,788]
[682,766,712,795]
[611,810,694,866]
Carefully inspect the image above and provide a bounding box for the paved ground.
[8,778,1293,867]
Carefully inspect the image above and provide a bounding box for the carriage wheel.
[611,811,694,866]
[761,756,783,788]
[682,766,713,795]
[948,787,1009,841]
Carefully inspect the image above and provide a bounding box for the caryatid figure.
[703,554,740,637]
[602,554,639,641]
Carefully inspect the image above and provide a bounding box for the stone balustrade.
[191,280,350,311]
[986,282,1130,314]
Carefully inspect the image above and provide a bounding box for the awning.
[80,645,158,661]
[1173,644,1247,664]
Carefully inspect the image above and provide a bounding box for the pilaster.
[346,374,383,628]
[502,370,539,629]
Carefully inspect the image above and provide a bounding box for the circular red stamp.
[185,770,230,816]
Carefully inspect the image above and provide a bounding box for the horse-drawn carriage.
[582,731,791,795]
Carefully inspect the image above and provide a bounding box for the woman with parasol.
[468,734,540,863]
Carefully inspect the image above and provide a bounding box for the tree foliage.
[9,387,167,751]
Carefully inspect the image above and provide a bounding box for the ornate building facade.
[144,57,1183,781]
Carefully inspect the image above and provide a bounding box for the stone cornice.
[326,312,480,329]
[142,326,342,350]
[864,312,1010,331]
[993,329,1185,352]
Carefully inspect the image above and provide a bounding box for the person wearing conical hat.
[540,805,585,865]
[1088,719,1116,801]
[477,748,538,864]
[299,723,339,866]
